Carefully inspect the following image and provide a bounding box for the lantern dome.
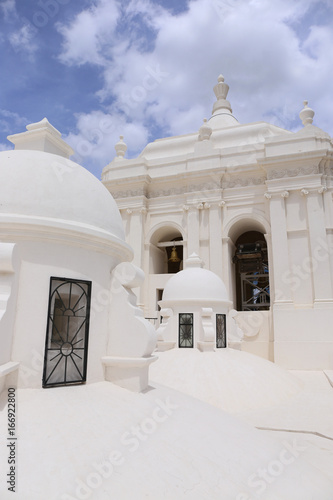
[162,253,228,303]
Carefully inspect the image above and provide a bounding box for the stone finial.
[299,101,315,127]
[115,135,127,159]
[198,118,212,141]
[214,75,229,101]
[185,253,204,269]
[212,74,232,115]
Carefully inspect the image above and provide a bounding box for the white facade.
[102,76,333,369]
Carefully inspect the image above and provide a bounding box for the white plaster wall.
[274,305,333,369]
[233,311,273,361]
[10,241,118,388]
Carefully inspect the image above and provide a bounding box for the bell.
[169,245,180,263]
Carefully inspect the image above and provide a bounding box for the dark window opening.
[43,277,91,388]
[233,231,270,311]
[179,313,193,348]
[216,314,226,348]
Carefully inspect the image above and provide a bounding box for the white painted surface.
[150,348,303,413]
[1,381,333,500]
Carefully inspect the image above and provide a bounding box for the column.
[303,188,333,301]
[187,204,200,257]
[222,236,235,304]
[266,191,293,303]
[209,202,223,278]
[129,207,147,307]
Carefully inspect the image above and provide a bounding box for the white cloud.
[56,0,333,175]
[0,109,28,136]
[9,23,38,58]
[0,0,17,22]
[57,0,121,66]
[64,110,149,176]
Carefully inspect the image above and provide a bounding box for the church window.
[179,313,193,348]
[216,314,226,348]
[43,277,91,388]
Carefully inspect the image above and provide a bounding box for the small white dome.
[0,150,128,248]
[163,254,228,302]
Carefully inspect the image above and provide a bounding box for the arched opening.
[233,231,270,311]
[43,277,91,388]
[149,226,184,274]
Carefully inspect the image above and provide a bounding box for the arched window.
[43,277,91,388]
[233,231,270,311]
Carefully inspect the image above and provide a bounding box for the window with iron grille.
[179,313,193,348]
[216,314,226,348]
[233,232,270,311]
[43,277,91,388]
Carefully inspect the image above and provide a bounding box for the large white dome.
[162,254,228,302]
[0,149,129,251]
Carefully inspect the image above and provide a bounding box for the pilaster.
[208,202,224,278]
[187,204,201,257]
[302,187,333,301]
[265,191,292,303]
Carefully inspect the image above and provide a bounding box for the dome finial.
[115,135,127,160]
[185,253,204,268]
[198,118,212,141]
[212,74,232,115]
[299,100,315,127]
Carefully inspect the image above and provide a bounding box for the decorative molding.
[203,202,211,209]
[148,182,220,199]
[223,175,266,189]
[264,193,272,199]
[281,190,290,198]
[300,189,309,196]
[113,188,147,199]
[182,204,189,212]
[149,187,185,198]
[318,187,327,194]
[196,203,204,210]
[218,200,226,207]
[126,209,133,215]
[267,165,318,181]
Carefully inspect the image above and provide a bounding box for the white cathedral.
[1,76,333,499]
[102,75,333,370]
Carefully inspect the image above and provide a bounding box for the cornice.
[265,172,324,192]
[0,216,133,261]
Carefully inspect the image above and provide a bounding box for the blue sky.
[0,0,332,178]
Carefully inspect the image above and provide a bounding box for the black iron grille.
[42,277,91,388]
[179,313,193,348]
